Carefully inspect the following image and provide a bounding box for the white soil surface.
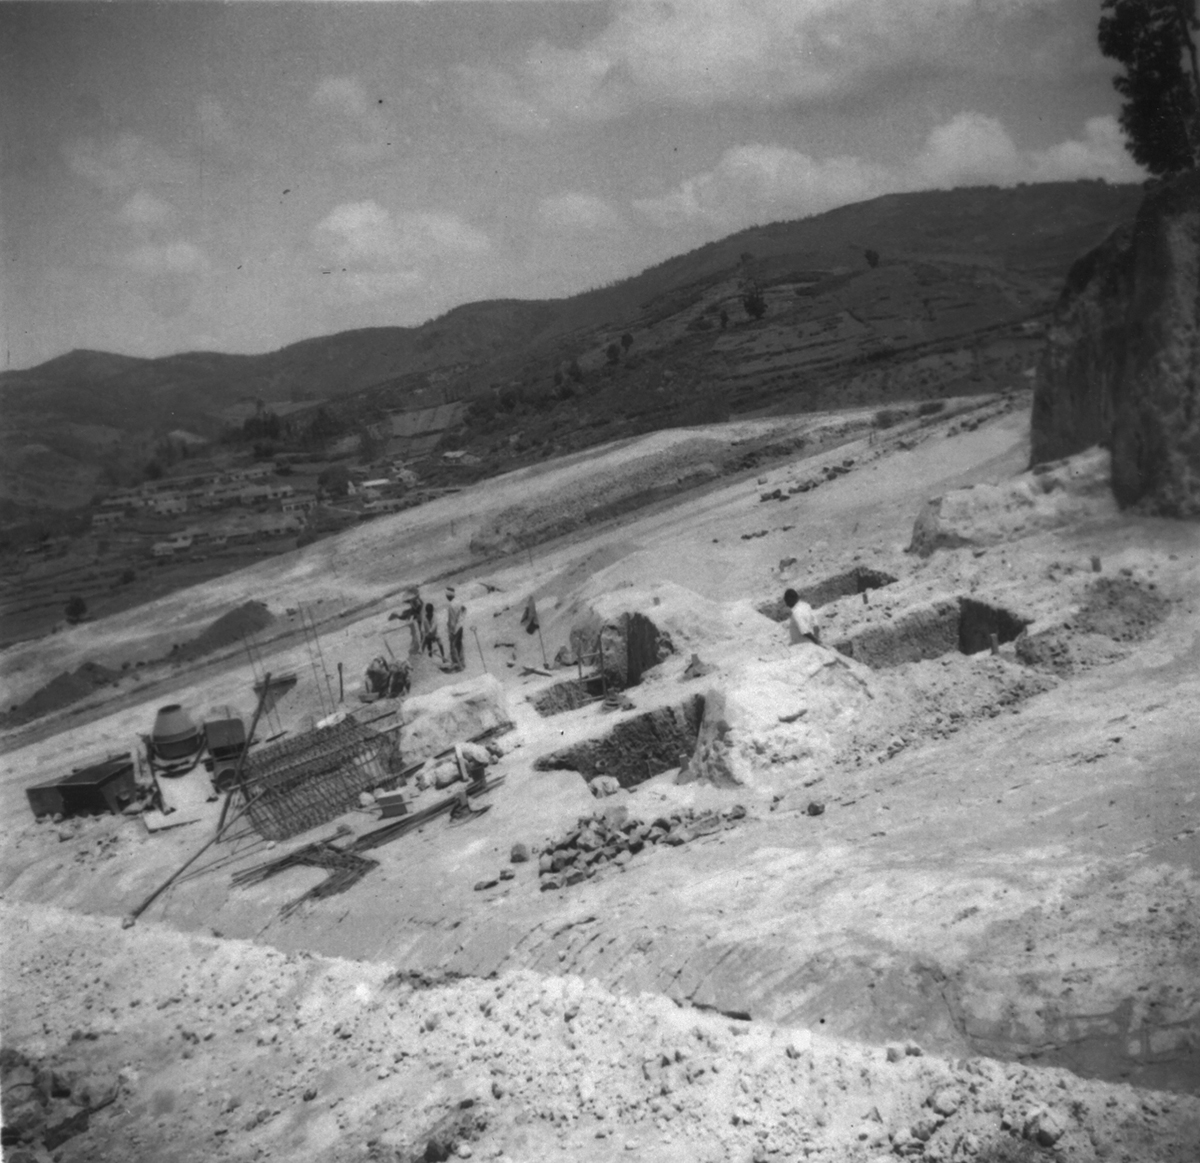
[3,394,1200,1162]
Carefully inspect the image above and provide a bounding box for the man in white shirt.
[446,586,466,671]
[783,588,820,646]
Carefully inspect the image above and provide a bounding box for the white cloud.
[122,241,209,276]
[537,192,624,231]
[63,132,190,191]
[458,0,1091,130]
[119,189,174,228]
[634,144,891,229]
[633,113,1142,231]
[198,97,240,150]
[313,201,492,300]
[311,76,396,162]
[116,240,211,320]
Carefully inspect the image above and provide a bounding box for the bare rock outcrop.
[397,673,511,762]
[682,649,873,793]
[1031,173,1200,515]
[907,446,1115,557]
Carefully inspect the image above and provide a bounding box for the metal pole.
[472,627,488,674]
[306,607,337,710]
[300,608,329,716]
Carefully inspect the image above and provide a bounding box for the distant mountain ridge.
[0,180,1145,516]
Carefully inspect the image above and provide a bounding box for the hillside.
[0,180,1142,519]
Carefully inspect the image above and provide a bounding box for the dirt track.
[2,395,1199,1161]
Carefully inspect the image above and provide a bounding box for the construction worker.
[783,588,821,646]
[445,586,466,671]
[388,589,424,655]
[422,601,446,661]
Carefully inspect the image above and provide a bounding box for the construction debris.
[537,804,746,890]
[231,830,377,919]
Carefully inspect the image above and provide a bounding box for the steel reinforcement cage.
[240,716,391,841]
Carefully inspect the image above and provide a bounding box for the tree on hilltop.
[742,286,766,320]
[1099,0,1200,175]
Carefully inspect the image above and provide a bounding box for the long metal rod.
[300,607,329,716]
[306,606,337,711]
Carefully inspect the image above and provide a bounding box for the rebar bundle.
[231,836,378,918]
[240,715,390,841]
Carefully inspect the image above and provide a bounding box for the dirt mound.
[176,600,274,662]
[0,661,120,728]
[1016,576,1170,675]
[468,436,728,556]
[1075,575,1170,642]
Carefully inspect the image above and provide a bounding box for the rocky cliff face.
[1032,173,1200,515]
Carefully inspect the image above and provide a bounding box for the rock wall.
[1032,173,1200,515]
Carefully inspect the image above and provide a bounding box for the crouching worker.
[783,588,821,647]
[362,655,411,701]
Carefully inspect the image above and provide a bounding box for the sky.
[0,0,1144,371]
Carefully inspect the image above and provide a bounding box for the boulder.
[681,650,872,794]
[1032,172,1200,515]
[907,447,1116,557]
[397,675,512,764]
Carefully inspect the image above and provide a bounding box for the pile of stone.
[538,803,746,891]
[760,458,854,502]
[1,1046,121,1158]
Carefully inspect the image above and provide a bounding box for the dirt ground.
[2,395,1199,1162]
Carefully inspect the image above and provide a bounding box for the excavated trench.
[834,597,1029,669]
[759,565,898,621]
[534,696,705,788]
[531,676,607,716]
[536,611,673,718]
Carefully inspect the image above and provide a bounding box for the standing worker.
[388,588,424,655]
[446,586,467,671]
[422,601,446,661]
[783,588,821,646]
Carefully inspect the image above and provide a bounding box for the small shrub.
[917,400,946,416]
[874,408,904,429]
[742,288,766,320]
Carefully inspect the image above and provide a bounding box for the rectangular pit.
[833,597,1029,669]
[534,696,705,788]
[759,566,898,621]
[531,675,606,717]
